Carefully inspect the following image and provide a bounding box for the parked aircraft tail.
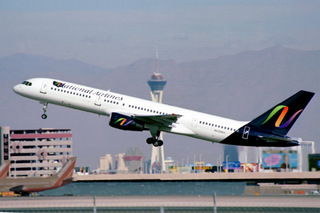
[0,160,10,179]
[52,157,77,187]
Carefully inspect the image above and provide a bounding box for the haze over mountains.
[1,45,319,168]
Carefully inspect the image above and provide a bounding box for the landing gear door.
[40,81,48,94]
[242,126,250,140]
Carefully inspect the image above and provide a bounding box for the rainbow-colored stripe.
[114,118,133,126]
[53,81,65,87]
[262,105,303,128]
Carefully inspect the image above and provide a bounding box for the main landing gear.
[41,102,48,119]
[146,137,163,147]
[146,126,163,147]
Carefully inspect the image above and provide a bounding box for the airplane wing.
[134,114,182,128]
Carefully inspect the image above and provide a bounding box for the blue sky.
[1,1,320,68]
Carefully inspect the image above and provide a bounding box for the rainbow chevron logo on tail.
[261,105,303,128]
[249,90,314,136]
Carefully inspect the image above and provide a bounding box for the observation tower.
[147,55,166,173]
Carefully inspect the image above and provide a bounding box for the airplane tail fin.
[52,157,77,187]
[249,90,314,136]
[0,160,10,179]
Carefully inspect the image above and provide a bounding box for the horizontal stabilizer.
[258,135,300,145]
[10,185,25,194]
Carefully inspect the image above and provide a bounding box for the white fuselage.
[13,78,248,144]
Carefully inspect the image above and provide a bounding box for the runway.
[0,195,320,209]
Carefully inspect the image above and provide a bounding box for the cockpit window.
[22,81,32,86]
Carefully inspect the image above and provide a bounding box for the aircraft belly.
[42,94,108,116]
[188,127,230,143]
[169,124,195,136]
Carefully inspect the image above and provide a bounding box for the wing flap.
[134,114,182,128]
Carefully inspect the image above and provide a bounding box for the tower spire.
[155,49,159,74]
[147,52,167,173]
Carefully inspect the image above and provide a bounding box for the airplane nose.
[13,84,21,94]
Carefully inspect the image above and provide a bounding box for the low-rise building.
[0,126,72,177]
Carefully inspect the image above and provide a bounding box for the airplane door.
[191,117,198,127]
[40,81,48,94]
[94,95,101,106]
[242,126,250,140]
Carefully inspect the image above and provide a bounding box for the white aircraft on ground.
[13,78,314,147]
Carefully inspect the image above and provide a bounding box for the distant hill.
[0,53,108,85]
[1,45,319,168]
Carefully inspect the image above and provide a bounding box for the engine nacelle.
[109,113,144,131]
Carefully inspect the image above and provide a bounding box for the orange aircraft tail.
[0,161,10,179]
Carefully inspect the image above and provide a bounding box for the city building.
[115,153,127,173]
[260,141,315,172]
[100,154,113,171]
[308,153,320,171]
[223,144,239,163]
[124,147,144,174]
[300,141,315,171]
[0,126,72,177]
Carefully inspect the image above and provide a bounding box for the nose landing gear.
[41,102,48,119]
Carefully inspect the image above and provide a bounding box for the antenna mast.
[155,50,159,74]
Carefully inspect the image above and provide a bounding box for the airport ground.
[73,171,320,184]
[72,172,320,195]
[1,172,320,212]
[0,195,320,213]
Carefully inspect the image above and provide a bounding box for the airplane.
[0,160,10,179]
[0,157,76,196]
[13,78,314,147]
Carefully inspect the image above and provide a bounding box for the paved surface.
[0,195,320,209]
[74,172,320,182]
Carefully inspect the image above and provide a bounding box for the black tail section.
[249,90,314,135]
[220,90,314,147]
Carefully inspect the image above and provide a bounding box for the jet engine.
[109,113,144,131]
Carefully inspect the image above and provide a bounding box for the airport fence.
[1,206,320,213]
[1,194,320,213]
